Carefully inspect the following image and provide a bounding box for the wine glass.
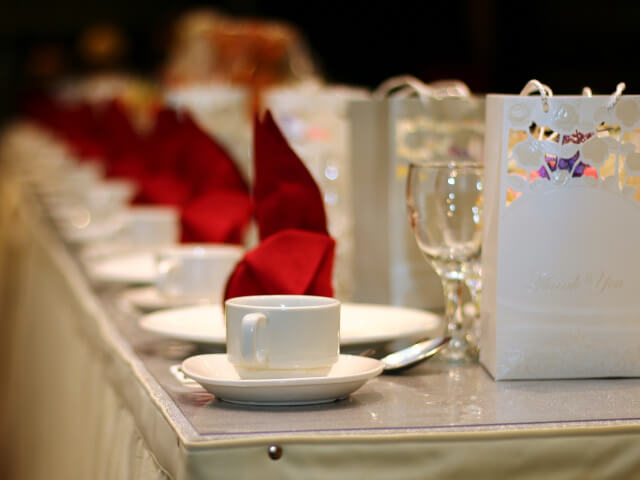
[406,160,483,363]
[462,260,482,344]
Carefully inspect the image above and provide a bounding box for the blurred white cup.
[83,179,137,221]
[155,244,243,302]
[122,206,181,247]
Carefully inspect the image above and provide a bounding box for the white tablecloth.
[3,154,640,479]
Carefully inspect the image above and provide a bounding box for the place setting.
[82,186,251,290]
[89,241,243,290]
[118,242,244,310]
[180,294,386,406]
[160,110,455,406]
[174,291,454,405]
[79,205,181,261]
[51,173,138,244]
[80,204,183,283]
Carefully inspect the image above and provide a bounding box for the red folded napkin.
[24,97,107,160]
[253,111,328,239]
[180,114,248,195]
[224,229,335,300]
[134,174,190,207]
[68,136,107,162]
[145,108,190,175]
[98,100,144,159]
[223,111,336,299]
[106,151,149,183]
[132,109,252,243]
[181,190,252,244]
[61,103,106,160]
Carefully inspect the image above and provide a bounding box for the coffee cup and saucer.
[181,295,384,405]
[121,244,243,310]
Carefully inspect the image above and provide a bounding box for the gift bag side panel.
[388,99,445,310]
[348,99,392,304]
[479,95,507,378]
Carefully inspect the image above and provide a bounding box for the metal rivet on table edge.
[268,445,283,460]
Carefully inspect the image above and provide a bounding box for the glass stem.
[441,277,467,353]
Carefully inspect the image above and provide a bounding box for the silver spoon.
[378,336,451,372]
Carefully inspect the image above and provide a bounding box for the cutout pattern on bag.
[504,99,640,206]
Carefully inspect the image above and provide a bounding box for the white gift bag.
[480,81,640,379]
[348,78,484,310]
[264,83,369,300]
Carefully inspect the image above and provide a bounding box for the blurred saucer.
[122,286,202,312]
[61,215,125,244]
[87,250,155,285]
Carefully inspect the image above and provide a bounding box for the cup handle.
[155,258,181,297]
[241,313,267,365]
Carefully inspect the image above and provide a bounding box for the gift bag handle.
[582,83,626,110]
[520,79,553,112]
[521,79,626,112]
[374,75,471,101]
[608,82,626,109]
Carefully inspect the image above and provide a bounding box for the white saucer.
[139,303,440,346]
[87,250,155,284]
[60,215,125,244]
[122,286,200,312]
[80,242,139,262]
[181,354,384,405]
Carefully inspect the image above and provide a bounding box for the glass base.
[436,336,479,364]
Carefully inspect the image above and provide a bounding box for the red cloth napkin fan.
[252,110,329,240]
[181,189,252,245]
[224,111,335,300]
[135,109,252,244]
[224,229,335,299]
[26,97,253,246]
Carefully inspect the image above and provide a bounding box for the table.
[3,167,640,479]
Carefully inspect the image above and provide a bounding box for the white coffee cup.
[83,180,136,220]
[225,295,340,379]
[65,162,104,198]
[155,245,244,302]
[123,206,180,247]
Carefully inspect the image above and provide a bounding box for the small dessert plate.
[181,354,384,405]
[87,250,156,285]
[140,304,226,344]
[122,286,201,312]
[338,303,440,345]
[139,303,441,346]
[61,215,125,244]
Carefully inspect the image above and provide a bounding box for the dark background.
[1,0,639,122]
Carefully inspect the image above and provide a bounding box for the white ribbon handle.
[520,79,553,112]
[428,80,471,100]
[607,82,626,110]
[373,75,432,99]
[528,80,626,112]
[582,83,626,109]
[374,75,471,102]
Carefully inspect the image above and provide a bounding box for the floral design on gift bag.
[483,81,640,379]
[505,92,640,207]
